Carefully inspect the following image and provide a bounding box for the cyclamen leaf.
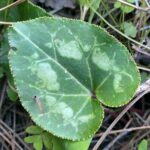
[42,132,53,150]
[0,0,49,21]
[8,17,140,140]
[25,125,53,150]
[24,135,37,143]
[26,125,43,134]
[17,1,50,21]
[25,135,43,150]
[53,136,91,150]
[33,135,43,150]
[138,139,148,150]
[6,86,18,102]
[121,22,137,38]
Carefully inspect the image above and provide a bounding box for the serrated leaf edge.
[25,0,50,17]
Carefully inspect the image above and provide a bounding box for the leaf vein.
[13,27,90,95]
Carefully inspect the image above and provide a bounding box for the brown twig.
[93,86,150,150]
[0,124,23,150]
[94,125,150,138]
[12,105,16,150]
[122,115,150,150]
[0,79,7,110]
[136,78,150,95]
[132,44,150,57]
[0,137,10,150]
[0,120,31,150]
[103,120,131,150]
[0,0,26,12]
[122,130,150,150]
[0,132,12,146]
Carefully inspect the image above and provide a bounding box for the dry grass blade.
[95,125,150,138]
[136,78,150,95]
[138,66,150,72]
[0,79,7,110]
[132,44,150,57]
[89,5,150,51]
[117,0,150,12]
[0,0,26,12]
[0,21,14,25]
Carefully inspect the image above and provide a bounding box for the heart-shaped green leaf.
[8,17,140,140]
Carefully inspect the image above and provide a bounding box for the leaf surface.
[121,22,137,38]
[26,125,43,134]
[52,136,91,150]
[8,17,140,140]
[138,139,148,150]
[0,0,49,21]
